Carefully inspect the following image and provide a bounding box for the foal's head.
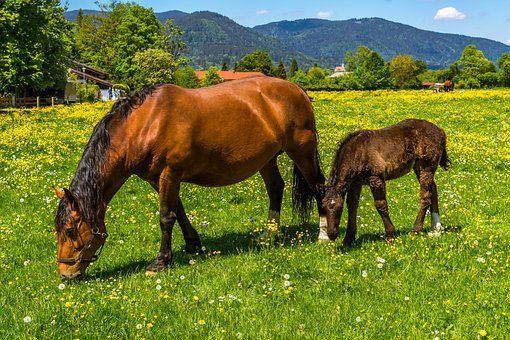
[54,188,107,279]
[321,186,346,241]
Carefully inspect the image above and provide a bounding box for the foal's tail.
[440,147,451,170]
[292,130,324,222]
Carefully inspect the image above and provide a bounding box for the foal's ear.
[54,187,66,200]
[316,183,326,195]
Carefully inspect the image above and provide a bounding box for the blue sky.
[65,0,510,44]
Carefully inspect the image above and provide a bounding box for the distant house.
[195,70,265,82]
[67,61,114,101]
[329,64,351,78]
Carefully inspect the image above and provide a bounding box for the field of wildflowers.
[0,90,509,338]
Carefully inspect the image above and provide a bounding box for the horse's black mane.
[326,130,364,190]
[55,85,163,231]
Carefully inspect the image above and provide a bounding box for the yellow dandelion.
[478,329,487,337]
[198,319,206,325]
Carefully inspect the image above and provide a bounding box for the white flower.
[377,257,386,263]
[283,280,291,287]
[355,316,361,323]
[156,284,162,290]
[179,275,185,280]
[477,257,486,263]
[23,260,30,266]
[361,270,368,278]
[404,296,410,301]
[136,323,143,330]
[23,316,32,323]
[283,273,290,280]
[156,279,161,284]
[189,259,195,265]
[377,263,384,269]
[20,198,25,203]
[201,246,206,252]
[474,240,479,245]
[118,239,124,244]
[236,332,243,338]
[208,300,215,304]
[58,283,65,290]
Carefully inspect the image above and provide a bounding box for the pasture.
[0,90,509,338]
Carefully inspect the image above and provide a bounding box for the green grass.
[0,90,509,339]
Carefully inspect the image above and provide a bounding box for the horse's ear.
[62,188,80,212]
[54,187,66,200]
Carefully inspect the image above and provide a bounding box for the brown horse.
[322,119,450,245]
[54,76,328,279]
[444,79,454,92]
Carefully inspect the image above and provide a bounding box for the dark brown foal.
[322,119,450,245]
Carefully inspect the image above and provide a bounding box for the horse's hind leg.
[369,176,396,241]
[258,155,285,240]
[285,134,327,241]
[411,162,436,233]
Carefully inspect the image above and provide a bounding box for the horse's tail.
[292,129,324,222]
[440,146,451,170]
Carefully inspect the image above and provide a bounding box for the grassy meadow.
[0,90,509,339]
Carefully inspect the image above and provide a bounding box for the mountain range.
[66,9,510,70]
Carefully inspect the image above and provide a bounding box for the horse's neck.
[101,147,131,207]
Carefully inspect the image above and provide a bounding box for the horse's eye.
[65,227,75,237]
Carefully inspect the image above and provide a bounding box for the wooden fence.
[0,96,57,108]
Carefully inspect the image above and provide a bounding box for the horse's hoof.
[411,226,423,234]
[145,270,158,277]
[342,237,355,246]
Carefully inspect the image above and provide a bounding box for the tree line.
[2,0,510,97]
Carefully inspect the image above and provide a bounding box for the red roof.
[195,70,265,81]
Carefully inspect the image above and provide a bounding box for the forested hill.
[253,17,510,69]
[67,10,510,69]
[171,11,317,69]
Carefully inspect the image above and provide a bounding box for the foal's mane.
[327,130,364,189]
[55,85,163,231]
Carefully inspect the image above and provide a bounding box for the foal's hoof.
[185,242,204,255]
[411,226,423,234]
[385,235,395,243]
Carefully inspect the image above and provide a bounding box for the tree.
[498,53,510,87]
[236,50,274,75]
[73,1,184,88]
[345,46,391,90]
[221,61,229,71]
[289,70,308,88]
[307,67,326,87]
[289,59,299,78]
[201,67,222,87]
[276,60,287,79]
[0,0,71,95]
[174,67,201,88]
[459,45,496,80]
[389,55,420,88]
[131,49,175,89]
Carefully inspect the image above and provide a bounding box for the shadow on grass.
[87,222,463,278]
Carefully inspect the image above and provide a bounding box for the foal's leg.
[285,135,327,241]
[150,182,202,254]
[343,183,362,246]
[146,169,180,273]
[429,180,442,231]
[411,163,435,233]
[259,156,285,240]
[369,176,396,241]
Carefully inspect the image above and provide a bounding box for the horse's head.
[54,188,107,280]
[321,186,346,241]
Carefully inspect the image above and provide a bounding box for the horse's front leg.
[146,169,180,274]
[369,176,395,241]
[344,183,362,246]
[176,198,203,254]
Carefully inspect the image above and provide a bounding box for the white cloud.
[506,39,510,46]
[317,11,334,19]
[256,9,269,15]
[434,7,467,21]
